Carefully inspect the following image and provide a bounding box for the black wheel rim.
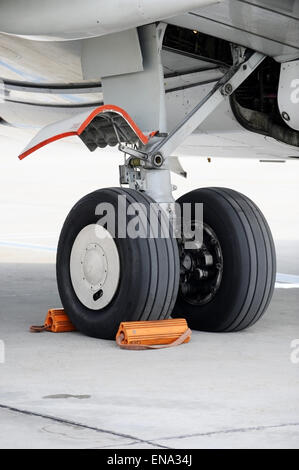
[179,222,223,306]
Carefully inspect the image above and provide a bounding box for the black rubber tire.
[172,187,276,332]
[56,188,180,339]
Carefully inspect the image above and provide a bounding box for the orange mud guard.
[116,318,191,350]
[30,309,76,333]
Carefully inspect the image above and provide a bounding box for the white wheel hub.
[70,224,120,310]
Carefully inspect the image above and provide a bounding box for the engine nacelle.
[0,0,218,41]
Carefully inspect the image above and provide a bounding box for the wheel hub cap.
[82,244,107,287]
[70,224,120,310]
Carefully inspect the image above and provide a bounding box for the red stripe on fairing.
[19,132,76,160]
[18,105,150,160]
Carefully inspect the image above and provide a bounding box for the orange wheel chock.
[115,318,191,350]
[30,308,76,333]
[30,311,191,348]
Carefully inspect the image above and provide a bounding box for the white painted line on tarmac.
[0,241,56,252]
[0,232,58,239]
[276,273,299,284]
[275,283,299,289]
[275,273,299,289]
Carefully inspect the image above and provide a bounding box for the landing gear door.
[278,60,299,131]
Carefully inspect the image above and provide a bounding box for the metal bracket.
[119,144,165,168]
[118,144,149,161]
[119,163,145,190]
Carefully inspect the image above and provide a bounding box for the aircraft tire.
[56,187,179,339]
[172,187,276,332]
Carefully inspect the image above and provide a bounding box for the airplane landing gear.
[22,46,276,338]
